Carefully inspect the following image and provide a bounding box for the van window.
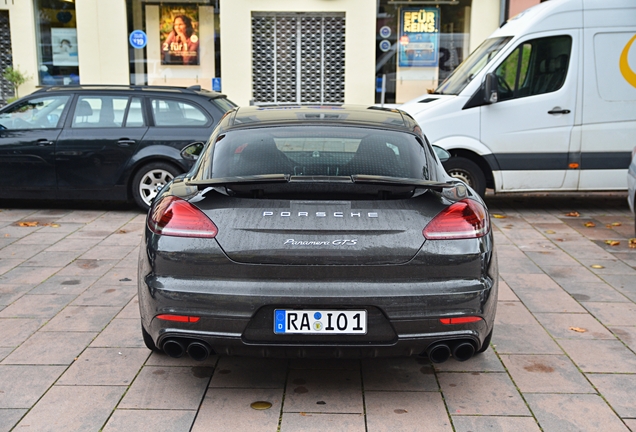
[494,35,572,102]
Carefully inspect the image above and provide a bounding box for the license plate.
[274,309,367,334]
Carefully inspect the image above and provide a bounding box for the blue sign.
[274,310,286,333]
[379,26,391,39]
[379,40,391,53]
[129,30,147,49]
[212,77,222,92]
[399,8,440,67]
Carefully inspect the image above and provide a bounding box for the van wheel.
[132,162,182,211]
[443,157,487,197]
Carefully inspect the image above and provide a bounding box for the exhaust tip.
[452,342,476,362]
[187,341,211,362]
[163,339,186,358]
[427,343,451,364]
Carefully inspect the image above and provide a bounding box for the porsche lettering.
[263,211,378,218]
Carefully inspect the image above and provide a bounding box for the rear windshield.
[204,126,430,180]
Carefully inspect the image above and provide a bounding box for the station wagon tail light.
[440,316,482,325]
[423,199,490,240]
[148,196,218,238]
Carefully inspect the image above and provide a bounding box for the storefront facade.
[0,0,535,106]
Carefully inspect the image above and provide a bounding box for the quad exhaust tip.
[163,338,213,361]
[426,340,476,363]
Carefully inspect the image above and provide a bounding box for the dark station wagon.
[0,85,236,209]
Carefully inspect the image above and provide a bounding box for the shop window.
[34,0,80,86]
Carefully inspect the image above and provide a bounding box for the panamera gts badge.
[284,239,358,246]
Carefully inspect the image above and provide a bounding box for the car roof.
[33,85,228,99]
[227,105,417,132]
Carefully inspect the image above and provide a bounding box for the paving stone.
[0,409,27,432]
[361,357,438,391]
[0,266,61,285]
[500,354,594,393]
[496,245,543,274]
[192,388,283,432]
[117,296,140,319]
[525,250,581,267]
[0,259,22,276]
[556,241,618,261]
[2,331,96,365]
[0,243,49,259]
[0,318,44,347]
[14,232,68,245]
[493,302,562,355]
[525,393,629,432]
[119,366,212,410]
[624,418,636,431]
[14,385,125,431]
[0,348,12,362]
[0,294,76,319]
[280,413,365,432]
[0,284,32,305]
[58,347,149,386]
[289,358,361,370]
[80,244,137,261]
[365,391,452,431]
[434,348,505,372]
[560,282,630,303]
[609,327,636,351]
[37,222,84,234]
[284,369,363,414]
[45,237,102,252]
[437,372,529,416]
[29,275,99,295]
[70,284,136,307]
[501,273,586,313]
[103,409,196,432]
[534,312,615,340]
[587,374,636,418]
[452,416,541,432]
[497,280,520,302]
[96,268,138,285]
[542,265,604,287]
[42,305,119,332]
[580,259,636,275]
[90,318,146,348]
[210,357,287,389]
[55,259,118,277]
[22,251,82,267]
[583,302,636,327]
[0,365,66,408]
[558,339,636,373]
[145,351,218,367]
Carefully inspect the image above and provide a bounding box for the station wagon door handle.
[36,139,54,146]
[548,108,571,115]
[117,139,136,147]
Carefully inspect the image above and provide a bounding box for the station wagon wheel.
[443,156,487,197]
[132,162,182,210]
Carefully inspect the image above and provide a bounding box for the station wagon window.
[71,95,129,128]
[125,97,145,127]
[494,35,572,102]
[0,95,69,130]
[150,98,209,127]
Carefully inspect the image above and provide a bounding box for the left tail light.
[148,196,218,238]
[423,199,489,240]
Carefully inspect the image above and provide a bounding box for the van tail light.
[423,199,489,240]
[148,196,218,238]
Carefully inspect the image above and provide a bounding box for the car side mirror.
[433,145,450,162]
[483,73,498,104]
[181,142,205,160]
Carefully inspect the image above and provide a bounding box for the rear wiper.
[351,175,454,190]
[186,174,290,190]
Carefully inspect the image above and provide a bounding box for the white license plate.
[274,309,367,334]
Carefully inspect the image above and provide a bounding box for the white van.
[400,0,636,196]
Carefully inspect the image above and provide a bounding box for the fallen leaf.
[605,224,613,229]
[612,222,622,226]
[116,229,128,234]
[629,238,636,249]
[590,264,605,269]
[565,211,580,217]
[604,240,620,246]
[545,230,556,234]
[17,221,38,227]
[492,214,507,219]
[583,222,596,227]
[569,327,587,333]
[4,234,9,237]
[555,238,564,242]
[49,223,60,228]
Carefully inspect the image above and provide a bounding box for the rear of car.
[138,106,497,362]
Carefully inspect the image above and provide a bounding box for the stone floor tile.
[587,373,636,418]
[210,357,288,389]
[438,372,529,416]
[80,244,137,261]
[434,348,505,372]
[0,243,49,259]
[58,347,149,386]
[22,251,82,267]
[609,326,636,351]
[500,354,594,393]
[45,237,102,252]
[580,259,636,275]
[0,365,66,408]
[624,419,636,431]
[36,222,84,235]
[29,275,99,295]
[556,241,618,261]
[0,266,61,285]
[493,302,562,354]
[0,409,27,432]
[583,302,636,327]
[192,388,282,432]
[289,358,361,370]
[116,296,140,319]
[558,339,636,373]
[56,210,104,223]
[542,265,604,287]
[55,259,118,277]
[514,286,587,313]
[101,231,145,246]
[119,366,212,409]
[601,274,636,292]
[498,280,520,302]
[526,250,581,267]
[42,305,120,332]
[361,357,438,391]
[496,246,543,274]
[0,348,12,362]
[534,312,615,340]
[365,391,452,432]
[0,259,22,276]
[90,318,146,348]
[0,294,76,319]
[0,284,32,305]
[14,385,125,432]
[452,416,541,432]
[115,247,141,268]
[145,351,218,367]
[560,282,630,303]
[70,284,136,307]
[284,369,363,414]
[14,232,68,245]
[95,268,138,286]
[2,331,96,365]
[103,409,196,432]
[525,393,629,432]
[0,318,44,347]
[280,413,365,432]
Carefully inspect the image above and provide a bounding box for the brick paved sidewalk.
[0,194,634,431]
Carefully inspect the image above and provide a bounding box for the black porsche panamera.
[138,105,498,363]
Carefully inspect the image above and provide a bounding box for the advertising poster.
[398,8,440,68]
[160,5,199,66]
[51,28,79,66]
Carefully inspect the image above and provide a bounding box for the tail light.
[148,196,218,238]
[423,199,489,240]
[440,316,482,325]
